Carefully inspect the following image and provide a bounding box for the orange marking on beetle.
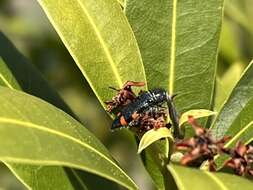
[131,111,139,120]
[120,116,128,126]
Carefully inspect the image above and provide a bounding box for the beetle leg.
[166,95,182,138]
[171,94,178,100]
[123,81,145,89]
[108,86,120,91]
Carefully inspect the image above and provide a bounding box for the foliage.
[0,0,253,190]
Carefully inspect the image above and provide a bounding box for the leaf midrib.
[167,165,186,190]
[169,0,178,94]
[203,171,229,190]
[168,165,228,190]
[4,161,32,190]
[76,0,123,87]
[0,117,136,189]
[2,157,135,190]
[0,74,14,89]
[225,121,253,147]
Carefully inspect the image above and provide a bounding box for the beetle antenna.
[171,94,178,100]
[108,86,120,91]
[166,95,183,139]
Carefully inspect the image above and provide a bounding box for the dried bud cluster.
[224,141,253,176]
[175,116,230,171]
[130,106,168,133]
[176,116,253,177]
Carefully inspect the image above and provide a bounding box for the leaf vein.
[76,0,123,87]
[0,117,135,188]
[225,121,253,148]
[0,74,14,89]
[169,0,178,94]
[204,171,229,190]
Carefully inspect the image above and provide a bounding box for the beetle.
[127,105,169,133]
[111,88,182,138]
[105,81,145,112]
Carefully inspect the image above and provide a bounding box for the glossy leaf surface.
[125,0,223,115]
[0,57,77,189]
[0,87,138,190]
[0,33,84,190]
[211,61,253,139]
[168,164,253,190]
[138,128,172,154]
[5,163,77,190]
[37,0,146,108]
[179,109,217,127]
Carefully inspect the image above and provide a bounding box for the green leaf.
[126,2,223,188]
[0,58,21,90]
[179,109,217,126]
[211,61,253,139]
[0,33,84,189]
[138,128,173,154]
[213,96,253,168]
[0,87,138,190]
[4,163,78,190]
[141,139,176,190]
[37,0,146,108]
[125,0,223,114]
[168,164,253,190]
[211,61,253,167]
[140,150,166,190]
[214,62,244,111]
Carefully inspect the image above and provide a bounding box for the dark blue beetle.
[111,88,181,138]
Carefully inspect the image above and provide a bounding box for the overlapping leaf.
[168,164,253,190]
[0,87,138,190]
[0,31,73,115]
[0,53,78,190]
[210,61,253,167]
[138,128,172,154]
[37,0,146,108]
[0,33,85,189]
[4,163,78,190]
[179,109,217,126]
[211,61,253,139]
[214,63,244,111]
[125,1,224,188]
[125,0,223,115]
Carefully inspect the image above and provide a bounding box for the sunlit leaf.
[211,61,253,139]
[125,1,223,188]
[0,33,86,189]
[211,61,253,168]
[168,164,253,190]
[125,0,223,116]
[0,87,138,190]
[138,128,173,154]
[37,0,146,109]
[179,109,217,127]
[4,163,78,190]
[214,62,244,111]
